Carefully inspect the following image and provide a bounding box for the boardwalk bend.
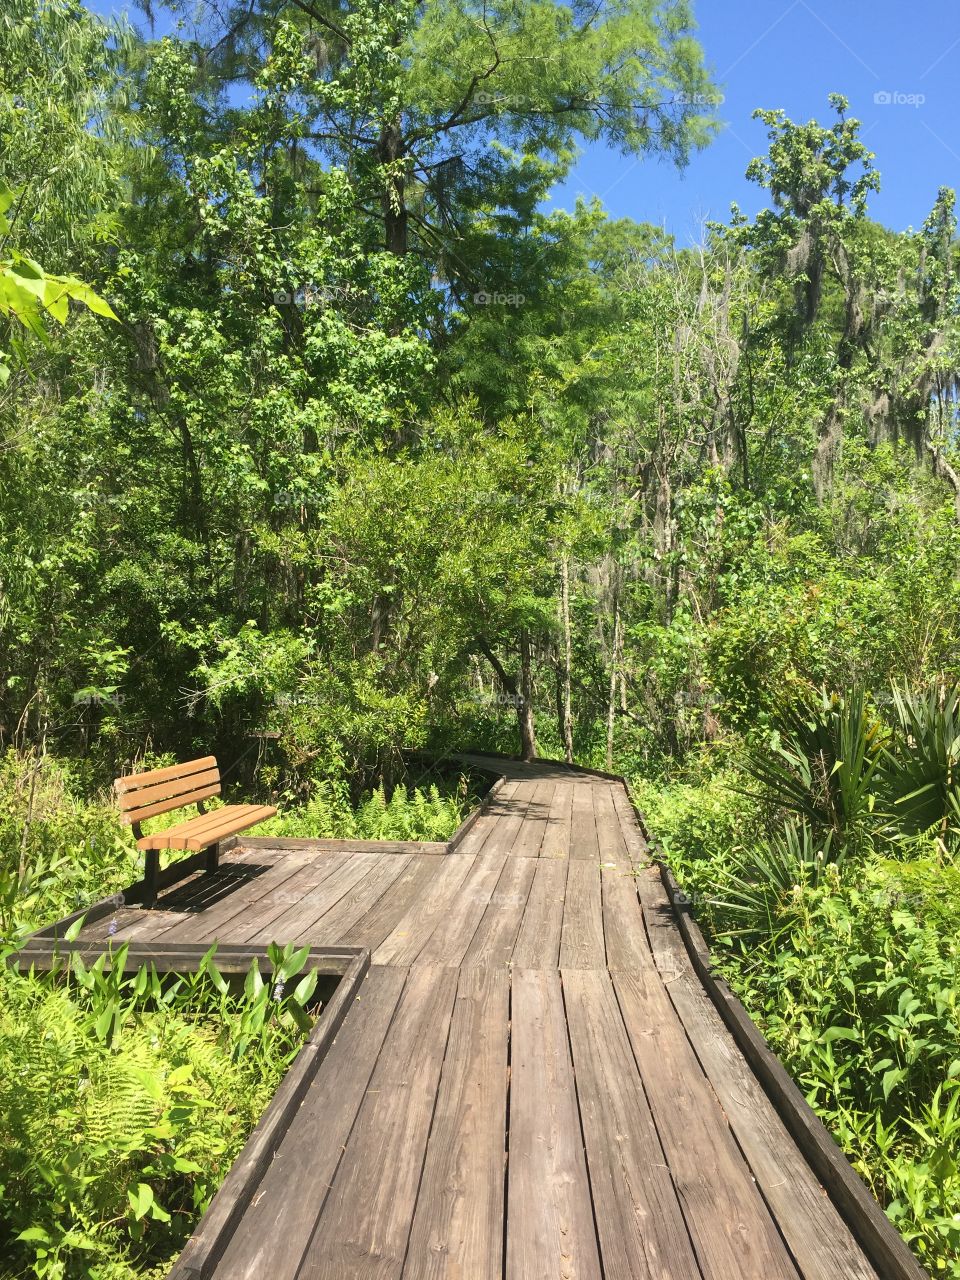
[23,753,927,1280]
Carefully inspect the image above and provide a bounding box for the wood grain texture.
[241,852,381,945]
[635,864,879,1280]
[568,783,599,861]
[506,968,602,1280]
[563,967,704,1280]
[297,966,459,1280]
[449,781,521,856]
[600,860,652,973]
[613,967,800,1280]
[117,765,221,814]
[401,968,509,1280]
[510,780,555,857]
[478,782,532,856]
[212,966,407,1280]
[461,855,536,969]
[538,783,573,859]
[191,853,352,946]
[511,858,567,969]
[593,784,629,864]
[559,858,605,968]
[413,853,507,967]
[373,856,476,966]
[306,854,412,945]
[339,855,444,951]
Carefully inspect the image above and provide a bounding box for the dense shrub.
[0,943,318,1280]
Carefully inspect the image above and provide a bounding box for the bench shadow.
[156,862,277,914]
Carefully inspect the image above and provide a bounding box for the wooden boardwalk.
[64,755,902,1279]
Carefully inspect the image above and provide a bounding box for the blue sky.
[551,0,960,243]
[87,0,960,245]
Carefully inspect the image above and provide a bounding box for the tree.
[136,0,717,284]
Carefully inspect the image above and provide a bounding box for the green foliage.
[2,5,960,1270]
[743,688,885,843]
[258,777,470,843]
[0,750,138,945]
[724,873,960,1275]
[880,683,960,840]
[0,943,318,1279]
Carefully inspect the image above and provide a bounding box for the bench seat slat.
[124,782,222,825]
[115,755,218,793]
[137,804,277,852]
[118,766,221,817]
[137,804,263,849]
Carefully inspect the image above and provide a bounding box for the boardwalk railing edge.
[7,932,371,1280]
[615,781,929,1280]
[168,946,370,1280]
[446,774,507,851]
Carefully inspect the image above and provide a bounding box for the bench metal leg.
[143,849,159,908]
[205,842,220,876]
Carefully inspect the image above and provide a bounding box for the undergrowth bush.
[258,777,470,843]
[0,750,137,945]
[636,686,960,1276]
[0,942,319,1280]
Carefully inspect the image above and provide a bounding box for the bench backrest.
[115,756,221,826]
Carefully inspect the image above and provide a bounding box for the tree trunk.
[518,628,537,762]
[378,117,408,256]
[476,634,536,760]
[605,582,622,773]
[559,555,574,763]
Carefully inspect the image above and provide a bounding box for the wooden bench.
[115,756,276,907]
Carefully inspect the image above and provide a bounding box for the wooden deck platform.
[57,755,918,1279]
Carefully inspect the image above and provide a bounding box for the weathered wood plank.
[538,783,573,859]
[507,968,602,1280]
[447,780,521,856]
[510,780,555,857]
[593,783,629,863]
[610,785,651,869]
[240,852,381,945]
[461,855,537,969]
[601,860,653,973]
[237,836,448,856]
[373,856,476,966]
[401,968,509,1280]
[446,776,507,853]
[211,965,406,1280]
[614,967,800,1280]
[148,856,310,944]
[559,858,605,968]
[305,854,412,945]
[179,852,351,946]
[339,856,443,951]
[297,966,459,1280]
[511,859,567,968]
[568,782,599,861]
[635,866,880,1280]
[477,781,533,856]
[563,967,704,1280]
[413,854,507,967]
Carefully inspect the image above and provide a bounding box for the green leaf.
[64,913,87,942]
[882,1067,907,1100]
[822,1026,860,1044]
[16,1227,52,1244]
[292,968,318,1006]
[128,1182,154,1220]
